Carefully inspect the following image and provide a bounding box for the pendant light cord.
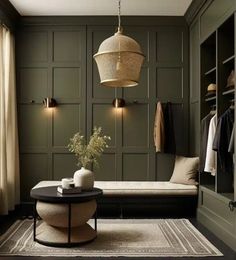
[116,0,122,71]
[118,0,121,31]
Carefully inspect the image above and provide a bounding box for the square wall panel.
[19,68,48,103]
[172,104,187,155]
[18,31,48,63]
[53,68,81,99]
[92,30,114,53]
[92,63,115,98]
[92,104,116,147]
[19,105,48,148]
[123,154,149,181]
[125,30,149,62]
[93,154,116,181]
[156,68,183,100]
[156,153,175,181]
[123,67,149,99]
[156,30,183,63]
[20,153,48,201]
[53,105,81,148]
[53,31,82,62]
[53,153,77,180]
[122,104,149,147]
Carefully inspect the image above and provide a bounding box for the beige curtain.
[0,25,20,215]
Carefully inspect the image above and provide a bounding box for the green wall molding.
[18,16,188,27]
[16,17,189,201]
[0,0,20,30]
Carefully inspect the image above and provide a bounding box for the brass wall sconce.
[112,98,125,108]
[43,98,57,108]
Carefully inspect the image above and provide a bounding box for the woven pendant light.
[93,0,145,87]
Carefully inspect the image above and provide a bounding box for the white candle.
[61,178,74,189]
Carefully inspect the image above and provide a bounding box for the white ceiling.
[9,0,193,16]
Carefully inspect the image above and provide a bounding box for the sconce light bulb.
[43,98,57,108]
[112,98,125,108]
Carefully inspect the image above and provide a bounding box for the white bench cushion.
[33,181,198,196]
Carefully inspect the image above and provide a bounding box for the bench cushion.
[33,181,198,196]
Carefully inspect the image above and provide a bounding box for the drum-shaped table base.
[31,186,103,247]
[35,222,97,247]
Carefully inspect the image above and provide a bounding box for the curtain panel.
[0,25,20,215]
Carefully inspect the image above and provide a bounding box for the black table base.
[33,200,98,247]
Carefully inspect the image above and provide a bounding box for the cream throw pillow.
[170,156,199,185]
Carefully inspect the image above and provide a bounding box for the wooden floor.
[0,211,235,260]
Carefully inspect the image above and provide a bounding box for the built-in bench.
[33,181,198,218]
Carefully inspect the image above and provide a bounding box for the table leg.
[68,203,71,244]
[33,200,37,241]
[94,209,97,231]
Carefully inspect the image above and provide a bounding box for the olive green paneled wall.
[17,26,86,201]
[16,17,189,202]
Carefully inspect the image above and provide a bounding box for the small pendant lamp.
[93,0,145,87]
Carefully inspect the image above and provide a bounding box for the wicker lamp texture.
[93,29,145,87]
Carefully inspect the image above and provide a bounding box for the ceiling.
[9,0,193,16]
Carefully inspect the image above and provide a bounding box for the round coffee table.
[30,186,103,247]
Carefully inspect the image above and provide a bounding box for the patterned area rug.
[0,219,222,257]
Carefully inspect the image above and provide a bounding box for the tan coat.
[154,102,165,152]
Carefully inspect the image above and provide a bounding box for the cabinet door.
[189,20,200,156]
[200,0,236,40]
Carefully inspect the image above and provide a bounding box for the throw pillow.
[169,156,199,185]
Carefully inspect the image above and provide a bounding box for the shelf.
[222,89,234,95]
[201,184,215,193]
[222,55,235,65]
[220,193,234,201]
[205,96,216,102]
[204,67,216,76]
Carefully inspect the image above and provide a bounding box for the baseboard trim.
[197,208,236,251]
[19,197,197,219]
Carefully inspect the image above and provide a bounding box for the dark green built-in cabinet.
[189,0,236,251]
[16,17,189,202]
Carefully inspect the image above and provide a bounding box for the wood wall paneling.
[156,68,183,100]
[92,104,117,148]
[20,154,48,201]
[189,19,200,156]
[17,21,189,201]
[122,104,149,148]
[19,68,48,103]
[122,154,149,181]
[52,153,77,180]
[19,105,48,149]
[94,154,117,181]
[18,26,86,201]
[200,0,236,41]
[18,31,48,63]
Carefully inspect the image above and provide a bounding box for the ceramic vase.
[73,167,94,191]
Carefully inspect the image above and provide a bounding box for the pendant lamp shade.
[93,29,145,87]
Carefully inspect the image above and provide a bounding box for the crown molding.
[0,0,20,30]
[19,15,188,27]
[184,0,208,25]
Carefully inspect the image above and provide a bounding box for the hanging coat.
[213,108,234,175]
[154,102,165,152]
[204,114,217,176]
[163,102,176,154]
[199,113,214,173]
